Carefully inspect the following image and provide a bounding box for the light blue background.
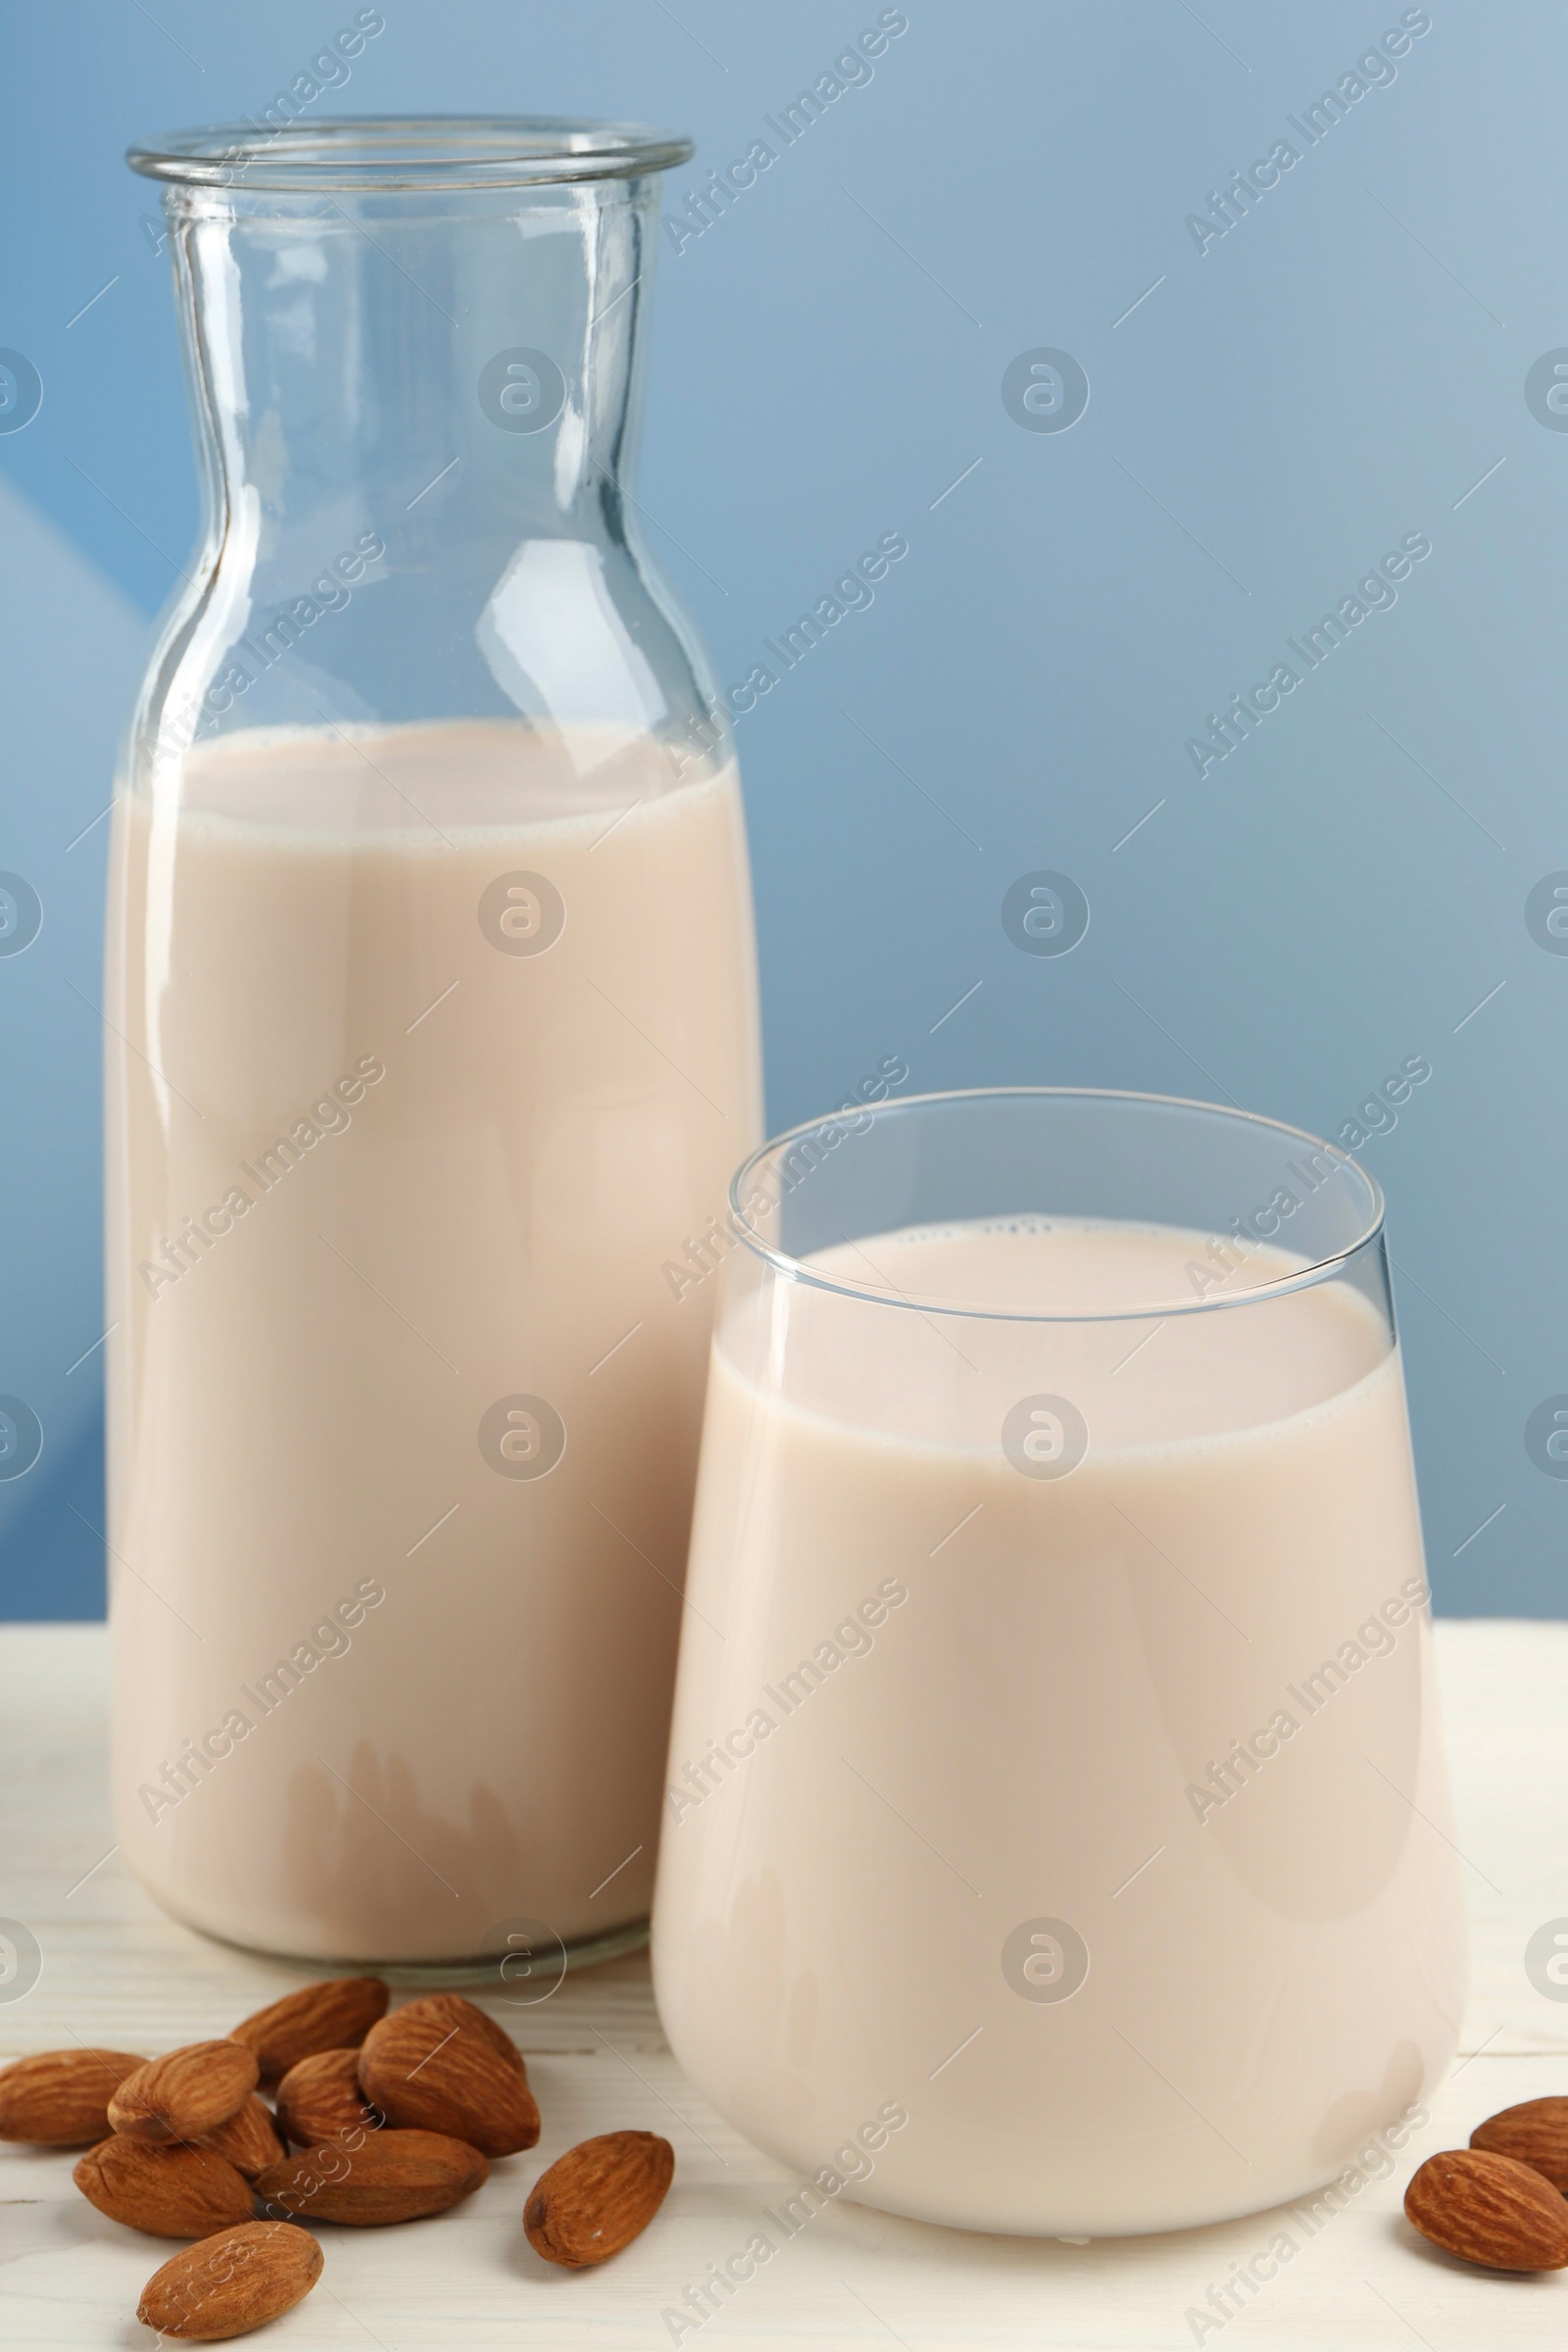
[1,0,1562,1617]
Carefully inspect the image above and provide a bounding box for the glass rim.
[726,1085,1387,1325]
[125,115,695,192]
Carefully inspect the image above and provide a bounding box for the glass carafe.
[111,119,760,1970]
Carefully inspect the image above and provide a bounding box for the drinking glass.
[652,1088,1464,2235]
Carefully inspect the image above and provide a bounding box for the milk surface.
[106,720,760,1961]
[653,1216,1465,2234]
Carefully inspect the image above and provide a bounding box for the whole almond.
[137,2220,322,2340]
[274,2049,385,2150]
[358,1995,538,2158]
[524,2130,674,2267]
[74,2135,254,2239]
[0,2048,144,2146]
[254,2128,487,2226]
[198,2095,285,2180]
[1471,2096,1568,2194]
[1404,2147,1568,2271]
[230,1978,388,2087]
[110,2041,259,2144]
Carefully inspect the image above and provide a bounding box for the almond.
[0,2048,145,2146]
[1404,2147,1568,2271]
[358,1995,538,2157]
[110,2041,259,2144]
[198,2095,285,2180]
[74,2134,254,2239]
[254,2128,487,2226]
[137,2219,322,2340]
[274,2049,385,2150]
[230,1977,388,2087]
[524,2130,674,2267]
[1471,2096,1568,2194]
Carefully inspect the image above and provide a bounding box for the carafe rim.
[127,114,695,193]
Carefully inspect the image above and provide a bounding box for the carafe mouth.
[127,115,695,192]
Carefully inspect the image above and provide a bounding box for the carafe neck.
[167,176,657,564]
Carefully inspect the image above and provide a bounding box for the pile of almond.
[0,1976,673,2339]
[1405,2095,1568,2272]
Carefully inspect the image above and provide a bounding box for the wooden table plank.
[3,1622,1567,2348]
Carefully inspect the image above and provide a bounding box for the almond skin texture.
[137,2220,322,2341]
[1404,2147,1568,2272]
[254,2128,487,2226]
[0,2048,144,2146]
[230,1978,389,2088]
[73,2135,254,2239]
[524,2131,675,2268]
[109,2041,259,2144]
[274,2049,385,2151]
[197,2095,285,2180]
[364,1990,527,2080]
[1471,2096,1568,2195]
[405,1990,528,2078]
[358,1996,538,2158]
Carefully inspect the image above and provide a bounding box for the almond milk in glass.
[112,119,760,1969]
[653,1090,1464,2234]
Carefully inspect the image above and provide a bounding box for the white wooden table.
[2,1621,1565,2349]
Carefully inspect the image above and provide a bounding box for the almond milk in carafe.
[112,120,760,1967]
